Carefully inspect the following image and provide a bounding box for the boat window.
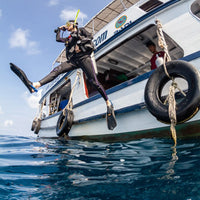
[191,0,200,19]
[49,79,71,115]
[85,24,184,98]
[139,0,163,12]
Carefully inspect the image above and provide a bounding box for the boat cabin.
[40,0,200,117]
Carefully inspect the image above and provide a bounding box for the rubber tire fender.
[31,118,41,134]
[144,60,200,124]
[31,119,37,131]
[34,119,41,134]
[56,110,74,137]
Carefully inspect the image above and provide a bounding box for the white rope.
[156,19,177,145]
[33,98,45,121]
[32,98,45,130]
[156,19,172,79]
[63,70,81,116]
[168,81,177,146]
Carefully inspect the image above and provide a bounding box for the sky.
[0,0,112,136]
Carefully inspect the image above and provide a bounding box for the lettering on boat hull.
[94,30,108,48]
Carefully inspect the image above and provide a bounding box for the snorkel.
[74,9,80,28]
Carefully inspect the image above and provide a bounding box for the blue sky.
[0,0,112,136]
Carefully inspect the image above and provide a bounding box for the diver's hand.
[59,25,67,31]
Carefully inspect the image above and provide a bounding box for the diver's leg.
[80,56,117,130]
[80,56,109,103]
[33,62,76,89]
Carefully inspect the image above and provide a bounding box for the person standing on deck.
[146,41,165,70]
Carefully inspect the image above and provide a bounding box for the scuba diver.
[10,20,117,130]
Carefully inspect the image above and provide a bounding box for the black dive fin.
[10,63,37,93]
[106,103,117,130]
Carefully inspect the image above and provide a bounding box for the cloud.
[9,28,28,48]
[59,9,87,25]
[0,9,2,18]
[48,0,59,6]
[9,28,40,55]
[23,89,42,109]
[4,120,13,127]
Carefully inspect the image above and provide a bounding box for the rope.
[39,99,46,119]
[168,80,177,146]
[33,98,45,121]
[63,70,81,116]
[32,98,45,131]
[156,20,171,61]
[156,19,172,79]
[156,19,178,145]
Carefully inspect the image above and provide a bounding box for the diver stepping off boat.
[10,20,117,131]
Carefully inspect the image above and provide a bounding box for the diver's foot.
[32,82,41,92]
[33,82,41,89]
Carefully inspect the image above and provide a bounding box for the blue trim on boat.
[74,102,146,124]
[94,0,181,53]
[42,111,62,121]
[42,102,146,123]
[73,70,153,108]
[181,51,200,62]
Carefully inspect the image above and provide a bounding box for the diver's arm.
[56,27,67,43]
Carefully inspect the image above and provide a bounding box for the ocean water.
[0,134,199,200]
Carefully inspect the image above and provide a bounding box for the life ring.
[144,60,200,124]
[56,109,74,137]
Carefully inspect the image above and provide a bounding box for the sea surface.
[0,134,200,200]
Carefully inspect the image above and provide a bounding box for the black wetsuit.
[39,28,108,101]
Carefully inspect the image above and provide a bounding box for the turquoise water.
[0,134,200,200]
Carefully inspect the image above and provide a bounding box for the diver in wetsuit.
[32,20,117,129]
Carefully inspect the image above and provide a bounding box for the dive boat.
[32,0,200,141]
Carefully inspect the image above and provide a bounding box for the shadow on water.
[0,134,200,200]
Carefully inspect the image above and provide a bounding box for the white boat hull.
[38,104,200,140]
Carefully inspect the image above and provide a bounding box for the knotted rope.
[63,70,81,116]
[156,19,171,78]
[33,98,45,121]
[156,19,179,145]
[167,81,177,146]
[39,99,46,120]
